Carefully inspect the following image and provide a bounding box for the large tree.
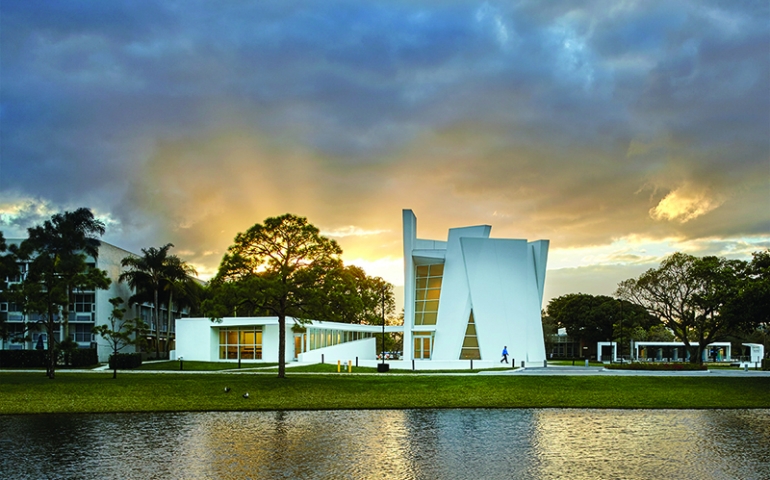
[546,293,659,356]
[310,265,394,325]
[205,214,345,378]
[616,252,753,363]
[0,232,21,345]
[720,250,770,331]
[120,243,194,359]
[12,208,111,378]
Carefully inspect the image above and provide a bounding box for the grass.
[137,360,279,371]
[1,372,768,414]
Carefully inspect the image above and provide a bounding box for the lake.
[1,409,768,479]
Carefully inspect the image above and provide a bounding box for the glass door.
[414,334,432,359]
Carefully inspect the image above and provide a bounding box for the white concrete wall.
[93,242,139,362]
[433,225,490,361]
[175,318,218,361]
[461,238,547,363]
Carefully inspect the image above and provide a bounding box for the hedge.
[605,362,708,371]
[109,353,143,370]
[0,348,98,368]
[65,348,98,368]
[0,349,48,368]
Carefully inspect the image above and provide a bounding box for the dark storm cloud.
[1,0,768,294]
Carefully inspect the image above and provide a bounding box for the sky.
[1,0,768,311]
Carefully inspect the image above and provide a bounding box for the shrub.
[605,362,707,371]
[0,349,48,368]
[109,353,143,370]
[68,348,98,368]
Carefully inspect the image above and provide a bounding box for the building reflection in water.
[174,410,416,479]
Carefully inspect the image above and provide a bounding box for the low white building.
[174,316,398,365]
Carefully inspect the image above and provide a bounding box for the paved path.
[479,365,770,377]
[6,365,769,377]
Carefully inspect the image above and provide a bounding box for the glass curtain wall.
[306,328,373,351]
[219,327,263,360]
[414,264,443,326]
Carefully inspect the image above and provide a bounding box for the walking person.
[501,346,509,363]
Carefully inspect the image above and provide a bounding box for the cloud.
[321,226,391,238]
[649,183,726,223]
[1,0,768,305]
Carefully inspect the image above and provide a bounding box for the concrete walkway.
[479,365,770,377]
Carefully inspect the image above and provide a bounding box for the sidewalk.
[479,365,770,377]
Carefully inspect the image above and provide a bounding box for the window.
[460,311,481,360]
[304,328,372,351]
[414,331,432,359]
[219,327,263,360]
[414,263,443,326]
[74,293,95,313]
[71,324,93,343]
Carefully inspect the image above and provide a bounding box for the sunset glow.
[1,1,767,311]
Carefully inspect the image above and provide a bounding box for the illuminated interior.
[414,263,443,326]
[219,327,263,360]
[460,312,481,360]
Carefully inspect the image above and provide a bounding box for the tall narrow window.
[460,311,481,360]
[414,263,443,326]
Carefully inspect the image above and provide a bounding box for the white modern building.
[174,317,399,365]
[173,210,551,369]
[402,209,549,366]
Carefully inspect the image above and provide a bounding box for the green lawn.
[1,372,768,414]
[138,360,279,371]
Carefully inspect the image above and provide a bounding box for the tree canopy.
[616,251,766,363]
[204,213,394,378]
[10,208,111,378]
[546,293,659,353]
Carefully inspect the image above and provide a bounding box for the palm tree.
[160,256,198,354]
[120,243,196,358]
[120,244,173,359]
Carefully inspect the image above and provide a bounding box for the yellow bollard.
[337,360,341,373]
[348,360,352,373]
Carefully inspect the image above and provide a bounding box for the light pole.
[381,289,385,365]
[378,284,389,373]
[618,300,623,365]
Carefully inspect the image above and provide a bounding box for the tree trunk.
[47,304,56,379]
[154,288,160,359]
[166,291,173,355]
[278,313,286,379]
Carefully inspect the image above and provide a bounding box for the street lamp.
[378,284,389,373]
[618,300,623,365]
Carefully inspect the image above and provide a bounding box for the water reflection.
[1,409,768,479]
[530,409,770,479]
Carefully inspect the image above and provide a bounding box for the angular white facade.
[403,210,549,365]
